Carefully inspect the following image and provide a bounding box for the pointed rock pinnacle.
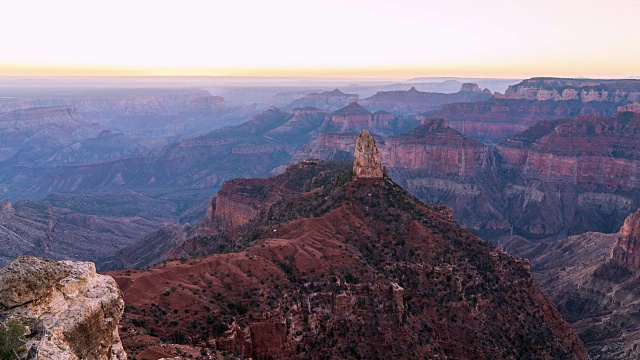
[353,130,384,179]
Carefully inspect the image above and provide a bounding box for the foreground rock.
[0,256,126,359]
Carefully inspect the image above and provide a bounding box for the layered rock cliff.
[0,256,126,359]
[0,106,83,132]
[429,98,622,144]
[611,209,640,267]
[382,117,488,176]
[496,77,640,102]
[497,112,640,188]
[329,102,373,132]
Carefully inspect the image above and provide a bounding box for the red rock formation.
[353,130,383,179]
[611,209,640,267]
[112,160,588,359]
[431,98,621,144]
[330,102,372,131]
[497,113,640,188]
[382,117,488,176]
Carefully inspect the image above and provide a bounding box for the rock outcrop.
[460,83,483,92]
[619,101,640,114]
[0,256,126,359]
[353,130,383,179]
[611,209,640,267]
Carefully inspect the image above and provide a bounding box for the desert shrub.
[0,319,27,359]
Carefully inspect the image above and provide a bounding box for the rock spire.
[353,130,383,179]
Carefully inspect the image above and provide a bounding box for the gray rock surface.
[0,256,126,359]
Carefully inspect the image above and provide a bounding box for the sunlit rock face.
[0,256,126,360]
[353,129,383,179]
[612,209,640,267]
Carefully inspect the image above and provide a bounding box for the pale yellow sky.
[1,0,639,78]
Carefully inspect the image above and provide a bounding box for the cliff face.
[264,107,329,143]
[112,159,587,360]
[497,113,640,188]
[497,78,640,102]
[0,256,126,359]
[382,117,488,176]
[330,102,373,132]
[0,106,83,132]
[611,209,640,267]
[430,98,622,144]
[293,118,508,237]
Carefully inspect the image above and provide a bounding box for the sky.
[1,0,639,79]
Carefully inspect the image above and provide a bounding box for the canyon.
[501,208,640,359]
[5,86,640,271]
[3,76,640,359]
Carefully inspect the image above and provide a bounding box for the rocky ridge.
[496,78,640,102]
[359,84,491,115]
[111,148,587,358]
[285,89,359,111]
[0,256,126,359]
